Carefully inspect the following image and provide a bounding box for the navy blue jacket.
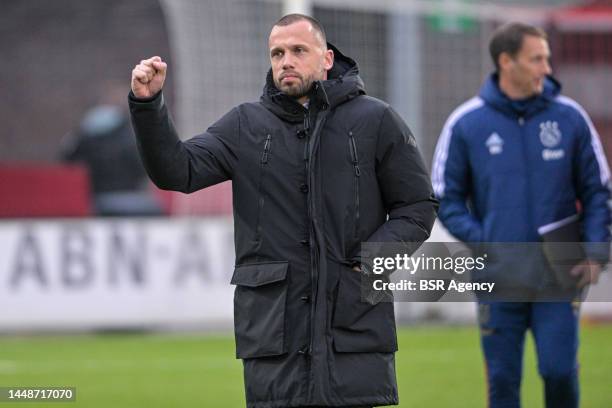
[433,74,610,265]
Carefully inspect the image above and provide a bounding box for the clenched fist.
[131,56,167,98]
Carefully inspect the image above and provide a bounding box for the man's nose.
[543,60,552,76]
[281,54,295,69]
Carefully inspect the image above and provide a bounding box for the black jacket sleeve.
[128,90,239,193]
[352,106,439,265]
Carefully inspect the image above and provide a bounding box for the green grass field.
[0,325,610,407]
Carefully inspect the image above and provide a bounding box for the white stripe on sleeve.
[557,95,610,186]
[432,97,484,197]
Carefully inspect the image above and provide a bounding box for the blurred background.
[0,0,611,407]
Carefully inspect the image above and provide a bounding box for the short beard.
[275,75,315,100]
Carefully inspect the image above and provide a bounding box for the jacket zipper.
[303,110,316,362]
[348,131,361,238]
[304,105,327,363]
[255,134,271,243]
[300,83,331,399]
[518,116,534,239]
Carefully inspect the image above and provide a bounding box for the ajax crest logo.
[539,120,562,148]
[486,133,503,155]
[539,121,565,161]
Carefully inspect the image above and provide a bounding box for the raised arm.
[128,57,239,193]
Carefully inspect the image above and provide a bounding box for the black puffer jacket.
[129,44,438,408]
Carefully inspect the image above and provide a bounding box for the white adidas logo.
[486,133,503,155]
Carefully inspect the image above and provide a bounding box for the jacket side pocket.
[331,263,397,353]
[231,261,289,359]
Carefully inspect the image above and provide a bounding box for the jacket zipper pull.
[261,134,271,164]
[303,113,310,134]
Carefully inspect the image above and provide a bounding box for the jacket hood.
[261,43,365,122]
[479,73,561,118]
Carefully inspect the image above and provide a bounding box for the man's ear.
[498,52,514,72]
[324,49,334,71]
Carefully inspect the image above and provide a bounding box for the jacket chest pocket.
[348,132,361,238]
[231,261,289,359]
[254,134,272,243]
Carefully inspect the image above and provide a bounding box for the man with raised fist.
[129,13,437,408]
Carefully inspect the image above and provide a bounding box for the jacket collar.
[479,73,561,118]
[261,43,365,123]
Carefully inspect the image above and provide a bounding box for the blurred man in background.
[432,22,610,408]
[61,83,163,216]
[129,13,437,408]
